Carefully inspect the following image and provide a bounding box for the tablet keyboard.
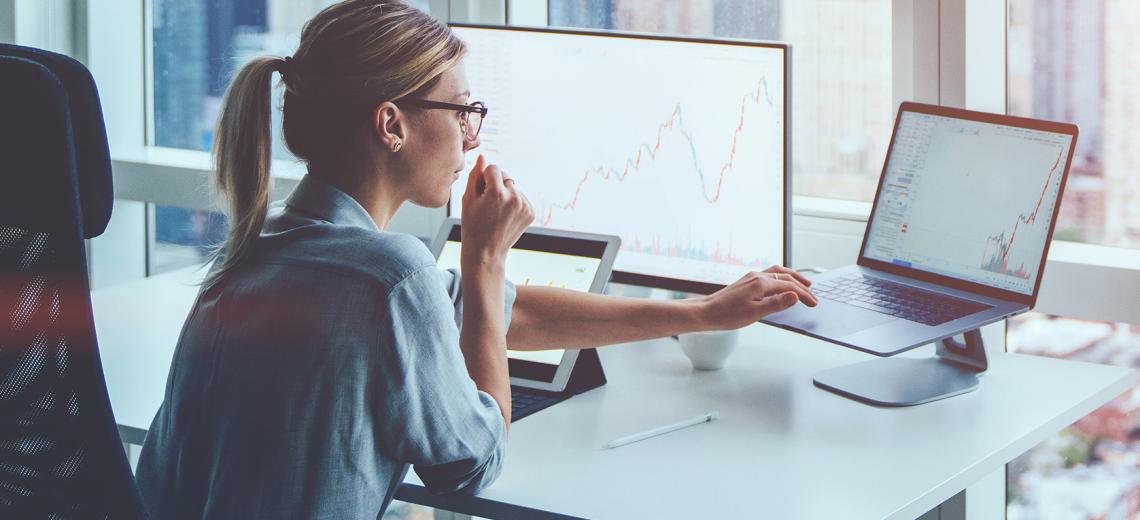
[510,388,564,422]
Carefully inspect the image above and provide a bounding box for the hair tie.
[279,56,293,77]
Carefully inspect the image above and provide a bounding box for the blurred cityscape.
[1007,314,1140,520]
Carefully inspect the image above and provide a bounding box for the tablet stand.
[812,328,988,406]
[565,347,607,394]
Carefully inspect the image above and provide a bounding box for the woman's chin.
[411,193,451,209]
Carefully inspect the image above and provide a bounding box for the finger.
[482,165,507,196]
[503,180,533,221]
[517,190,535,224]
[767,265,812,286]
[763,279,818,307]
[766,271,814,296]
[753,292,798,315]
[465,154,486,196]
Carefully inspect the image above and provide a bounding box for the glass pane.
[1008,0,1140,249]
[151,0,435,155]
[382,501,435,519]
[1006,313,1140,519]
[549,0,893,202]
[151,206,227,275]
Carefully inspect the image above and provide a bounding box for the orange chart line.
[982,147,1064,272]
[543,79,774,227]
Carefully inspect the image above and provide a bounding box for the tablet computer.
[430,218,620,392]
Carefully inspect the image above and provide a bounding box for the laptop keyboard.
[510,388,563,422]
[813,274,992,326]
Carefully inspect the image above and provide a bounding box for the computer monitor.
[449,24,789,294]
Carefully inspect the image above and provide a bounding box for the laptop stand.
[812,328,988,407]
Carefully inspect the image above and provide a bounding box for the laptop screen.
[862,109,1074,296]
[436,231,606,371]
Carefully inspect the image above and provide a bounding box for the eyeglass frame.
[394,99,488,141]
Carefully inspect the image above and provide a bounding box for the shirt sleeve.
[374,267,508,495]
[439,267,517,333]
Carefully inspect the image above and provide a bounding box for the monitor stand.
[813,329,988,407]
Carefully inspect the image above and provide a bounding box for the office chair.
[0,49,146,519]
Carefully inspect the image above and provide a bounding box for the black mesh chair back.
[0,50,146,519]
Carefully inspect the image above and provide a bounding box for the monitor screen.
[862,109,1074,296]
[436,232,607,369]
[449,25,788,293]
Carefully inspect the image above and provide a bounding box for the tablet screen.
[435,230,608,374]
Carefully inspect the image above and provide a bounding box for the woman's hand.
[457,155,534,426]
[693,266,818,331]
[459,155,535,268]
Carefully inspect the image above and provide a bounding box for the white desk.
[92,270,1136,519]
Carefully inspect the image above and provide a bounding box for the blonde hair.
[211,0,465,281]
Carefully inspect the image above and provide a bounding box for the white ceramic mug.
[678,329,740,370]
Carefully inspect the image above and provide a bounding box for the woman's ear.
[373,101,407,152]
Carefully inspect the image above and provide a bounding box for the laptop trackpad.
[763,299,895,338]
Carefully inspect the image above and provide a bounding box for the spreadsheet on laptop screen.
[863,111,1072,295]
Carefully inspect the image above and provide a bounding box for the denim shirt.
[136,175,513,519]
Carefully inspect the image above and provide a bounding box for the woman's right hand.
[460,155,535,269]
[692,267,818,331]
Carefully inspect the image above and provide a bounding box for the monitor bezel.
[856,101,1079,308]
[430,218,621,392]
[447,23,791,295]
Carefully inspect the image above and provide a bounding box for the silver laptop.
[763,102,1078,358]
[431,218,620,420]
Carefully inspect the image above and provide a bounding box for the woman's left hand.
[692,266,817,331]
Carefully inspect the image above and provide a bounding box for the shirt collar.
[284,175,380,233]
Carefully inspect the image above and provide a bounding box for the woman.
[136,1,816,518]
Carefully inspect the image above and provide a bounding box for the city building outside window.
[1006,314,1140,519]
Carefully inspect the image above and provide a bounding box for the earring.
[392,140,401,152]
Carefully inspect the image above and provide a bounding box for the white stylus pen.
[603,411,720,449]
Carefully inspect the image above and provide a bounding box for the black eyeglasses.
[395,99,488,141]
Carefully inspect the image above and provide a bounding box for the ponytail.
[206,0,466,281]
[209,56,283,282]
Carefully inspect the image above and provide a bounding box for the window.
[151,206,227,275]
[548,0,893,202]
[1007,0,1140,250]
[1006,313,1140,519]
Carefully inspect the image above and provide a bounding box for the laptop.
[763,101,1078,359]
[430,218,621,421]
